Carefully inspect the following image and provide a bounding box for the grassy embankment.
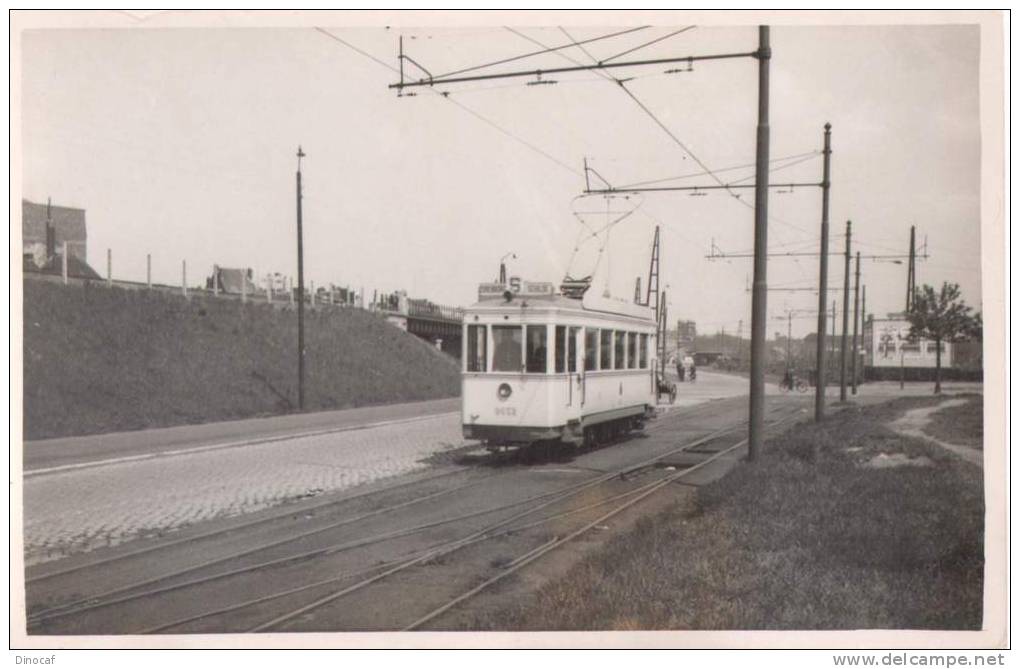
[23,279,460,439]
[478,395,984,630]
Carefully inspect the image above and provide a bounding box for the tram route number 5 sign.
[478,278,555,300]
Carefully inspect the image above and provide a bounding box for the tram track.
[27,399,804,634]
[250,407,801,633]
[142,461,719,634]
[402,424,785,631]
[26,464,475,584]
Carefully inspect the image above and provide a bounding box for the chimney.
[45,197,55,259]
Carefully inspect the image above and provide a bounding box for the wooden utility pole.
[786,311,793,369]
[747,25,771,461]
[146,254,152,288]
[906,225,916,311]
[851,251,860,395]
[296,146,307,411]
[659,291,668,378]
[861,284,867,382]
[839,220,851,401]
[814,123,832,420]
[830,301,836,358]
[107,249,112,286]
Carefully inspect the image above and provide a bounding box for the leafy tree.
[906,282,981,393]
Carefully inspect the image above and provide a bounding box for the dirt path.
[888,398,983,467]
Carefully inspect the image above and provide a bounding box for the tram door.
[559,326,584,422]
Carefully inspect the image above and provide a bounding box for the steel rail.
[29,396,720,624]
[26,465,472,584]
[246,412,796,632]
[139,473,691,634]
[27,472,502,624]
[31,402,767,632]
[403,409,801,630]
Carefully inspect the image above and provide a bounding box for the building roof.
[23,251,101,280]
[22,199,87,245]
[214,267,257,294]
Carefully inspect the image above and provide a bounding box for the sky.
[19,17,984,338]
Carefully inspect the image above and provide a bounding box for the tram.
[461,278,658,449]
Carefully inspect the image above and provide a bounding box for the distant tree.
[906,282,981,393]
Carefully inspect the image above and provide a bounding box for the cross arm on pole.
[586,181,821,195]
[389,50,757,90]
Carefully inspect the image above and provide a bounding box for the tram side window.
[466,324,487,372]
[600,330,613,369]
[614,330,626,369]
[492,326,522,372]
[555,326,566,373]
[627,332,637,369]
[526,325,548,373]
[639,333,648,368]
[568,327,580,373]
[585,328,599,371]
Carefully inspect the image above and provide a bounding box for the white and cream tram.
[461,279,658,449]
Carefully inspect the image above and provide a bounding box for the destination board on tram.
[477,279,555,300]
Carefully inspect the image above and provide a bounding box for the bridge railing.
[407,298,463,322]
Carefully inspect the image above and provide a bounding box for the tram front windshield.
[491,326,522,372]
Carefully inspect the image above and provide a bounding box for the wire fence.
[22,244,465,323]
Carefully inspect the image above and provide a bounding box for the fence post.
[62,241,68,284]
[182,260,188,298]
[213,264,219,296]
[146,253,152,288]
[107,248,112,286]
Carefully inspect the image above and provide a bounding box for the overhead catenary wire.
[512,27,816,243]
[601,26,698,63]
[617,149,820,190]
[316,27,656,296]
[431,26,652,81]
[314,28,582,178]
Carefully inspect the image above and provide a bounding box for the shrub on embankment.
[23,279,460,439]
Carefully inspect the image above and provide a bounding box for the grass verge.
[474,397,984,630]
[923,394,984,449]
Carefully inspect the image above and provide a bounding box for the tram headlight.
[497,383,512,401]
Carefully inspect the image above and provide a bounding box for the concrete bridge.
[376,293,463,358]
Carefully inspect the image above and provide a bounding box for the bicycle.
[779,374,809,393]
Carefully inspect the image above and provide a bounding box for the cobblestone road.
[23,412,464,565]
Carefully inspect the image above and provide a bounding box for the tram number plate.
[494,407,517,417]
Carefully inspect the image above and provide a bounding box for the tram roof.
[467,291,655,322]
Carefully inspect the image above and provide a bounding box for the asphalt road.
[22,370,756,474]
[23,397,461,474]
